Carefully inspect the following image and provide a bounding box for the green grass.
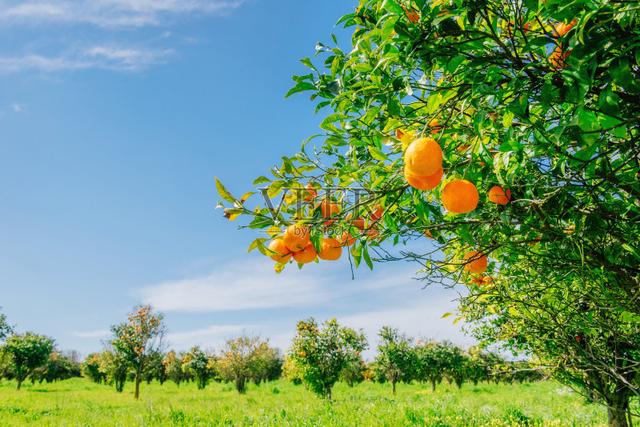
[0,378,605,426]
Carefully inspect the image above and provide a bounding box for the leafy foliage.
[217,0,640,422]
[110,305,165,399]
[2,333,54,389]
[289,318,368,400]
[374,326,416,394]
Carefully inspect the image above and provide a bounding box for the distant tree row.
[0,307,544,401]
[284,320,545,400]
[83,306,282,399]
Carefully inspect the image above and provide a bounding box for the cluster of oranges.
[268,224,330,265]
[266,204,384,266]
[401,128,513,282]
[402,134,511,214]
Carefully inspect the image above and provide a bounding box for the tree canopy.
[218,1,639,425]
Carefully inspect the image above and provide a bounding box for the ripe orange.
[404,166,443,191]
[352,217,366,230]
[402,6,420,23]
[283,224,311,252]
[488,185,511,205]
[268,238,292,263]
[404,137,443,177]
[293,244,317,264]
[339,231,356,247]
[464,251,488,274]
[370,205,384,221]
[321,199,341,218]
[304,183,317,202]
[365,228,380,239]
[428,118,442,134]
[319,238,342,261]
[320,199,341,226]
[549,45,570,70]
[441,179,479,214]
[553,19,577,37]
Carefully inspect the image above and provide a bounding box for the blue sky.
[0,0,469,357]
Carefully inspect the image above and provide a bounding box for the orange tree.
[110,305,165,399]
[217,0,639,424]
[289,318,367,400]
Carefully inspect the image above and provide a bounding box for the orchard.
[217,1,640,426]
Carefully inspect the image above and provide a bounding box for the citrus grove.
[216,1,639,426]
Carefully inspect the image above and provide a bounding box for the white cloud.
[0,46,173,73]
[72,329,111,339]
[0,0,244,74]
[166,324,257,349]
[0,0,245,28]
[137,259,333,313]
[10,103,24,113]
[133,258,472,357]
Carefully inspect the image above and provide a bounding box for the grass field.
[0,378,606,426]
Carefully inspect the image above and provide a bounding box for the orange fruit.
[464,251,488,274]
[470,276,485,285]
[370,205,384,221]
[404,137,443,177]
[268,238,292,263]
[553,19,577,37]
[352,217,366,230]
[488,185,511,205]
[339,231,356,246]
[293,244,317,264]
[549,45,570,70]
[321,199,341,218]
[319,238,342,261]
[441,179,479,214]
[428,118,442,134]
[404,166,443,191]
[304,183,317,202]
[366,228,380,239]
[402,6,420,23]
[283,224,311,252]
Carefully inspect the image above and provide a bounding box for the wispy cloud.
[0,46,173,73]
[0,0,244,73]
[0,0,245,28]
[133,258,472,356]
[166,324,257,349]
[73,329,111,339]
[137,259,333,313]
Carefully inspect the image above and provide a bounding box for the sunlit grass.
[0,378,606,426]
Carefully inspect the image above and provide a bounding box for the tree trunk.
[134,367,142,400]
[607,399,630,427]
[430,378,436,392]
[16,379,22,390]
[392,380,396,395]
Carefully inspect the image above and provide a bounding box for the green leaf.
[368,145,388,162]
[362,245,374,270]
[215,177,236,203]
[382,0,404,15]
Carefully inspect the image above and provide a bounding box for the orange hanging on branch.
[441,179,479,214]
